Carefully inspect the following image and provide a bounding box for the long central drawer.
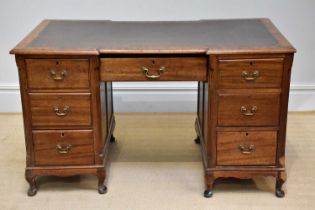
[100,56,207,81]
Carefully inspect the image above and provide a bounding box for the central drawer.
[100,56,207,81]
[29,93,92,127]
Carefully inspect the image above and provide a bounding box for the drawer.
[33,130,94,166]
[25,59,90,90]
[100,57,207,81]
[217,130,277,165]
[218,92,280,126]
[218,58,284,89]
[30,93,92,127]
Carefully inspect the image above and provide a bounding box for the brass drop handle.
[240,106,257,116]
[50,69,67,80]
[242,70,259,81]
[141,66,166,79]
[53,106,70,117]
[239,144,255,155]
[56,144,72,154]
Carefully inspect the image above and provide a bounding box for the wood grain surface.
[29,93,92,128]
[218,57,284,89]
[217,130,277,165]
[26,58,90,90]
[217,92,280,126]
[100,56,207,81]
[33,129,95,166]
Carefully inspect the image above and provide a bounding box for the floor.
[0,112,314,210]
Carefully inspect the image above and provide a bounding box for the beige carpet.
[0,112,314,210]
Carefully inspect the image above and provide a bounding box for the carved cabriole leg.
[25,170,37,196]
[97,168,107,194]
[275,171,286,198]
[204,173,215,198]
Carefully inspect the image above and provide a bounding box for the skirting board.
[0,82,314,112]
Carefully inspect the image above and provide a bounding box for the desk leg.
[196,66,217,197]
[204,173,215,198]
[25,170,37,196]
[110,135,116,143]
[275,171,286,197]
[97,168,107,194]
[195,81,205,144]
[98,81,116,193]
[196,81,215,197]
[107,82,116,143]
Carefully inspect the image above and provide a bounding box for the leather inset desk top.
[10,19,295,55]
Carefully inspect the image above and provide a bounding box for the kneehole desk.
[10,18,296,197]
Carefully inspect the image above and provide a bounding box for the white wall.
[1,0,314,112]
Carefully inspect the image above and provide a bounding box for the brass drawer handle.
[242,70,259,81]
[50,69,67,80]
[56,144,72,154]
[239,144,255,155]
[53,106,70,117]
[240,106,257,116]
[141,66,166,79]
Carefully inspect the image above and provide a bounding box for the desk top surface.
[10,18,295,55]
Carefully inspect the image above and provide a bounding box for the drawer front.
[26,59,90,90]
[218,93,280,126]
[33,130,94,166]
[217,131,277,165]
[100,57,207,81]
[218,58,284,89]
[30,93,92,127]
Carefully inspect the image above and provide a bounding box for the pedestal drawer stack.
[16,56,111,196]
[196,53,294,198]
[26,58,94,168]
[216,56,283,166]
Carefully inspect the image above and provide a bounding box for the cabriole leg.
[275,171,286,198]
[25,170,37,196]
[97,169,107,194]
[204,173,215,198]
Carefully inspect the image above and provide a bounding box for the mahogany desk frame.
[10,19,296,197]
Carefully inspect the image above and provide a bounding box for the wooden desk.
[10,19,296,197]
